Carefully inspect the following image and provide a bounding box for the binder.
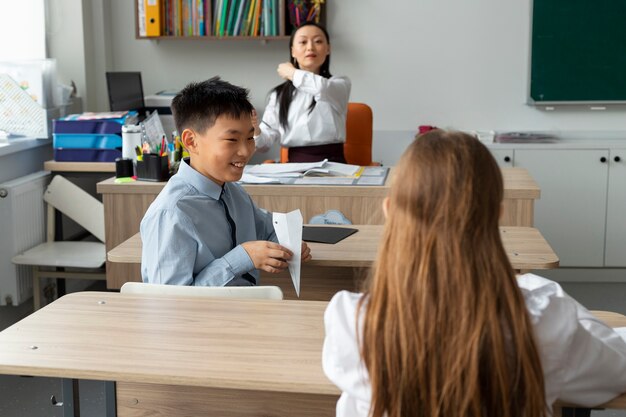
[145,0,162,37]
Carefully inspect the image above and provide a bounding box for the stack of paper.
[241,160,362,184]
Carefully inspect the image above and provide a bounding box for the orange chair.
[275,102,377,165]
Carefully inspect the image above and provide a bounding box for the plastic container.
[54,148,123,162]
[122,125,142,161]
[53,133,122,149]
[53,119,124,135]
[136,154,169,181]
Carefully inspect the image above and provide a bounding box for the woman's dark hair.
[272,22,332,129]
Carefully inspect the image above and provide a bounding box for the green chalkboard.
[530,0,626,102]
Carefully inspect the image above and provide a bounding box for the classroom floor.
[0,281,625,416]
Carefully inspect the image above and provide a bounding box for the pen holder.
[136,154,169,182]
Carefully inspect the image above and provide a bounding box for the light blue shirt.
[140,159,276,286]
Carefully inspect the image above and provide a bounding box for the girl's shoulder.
[517,273,580,343]
[325,291,363,325]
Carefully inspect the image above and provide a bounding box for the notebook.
[302,226,358,244]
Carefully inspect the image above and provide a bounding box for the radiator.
[0,171,50,306]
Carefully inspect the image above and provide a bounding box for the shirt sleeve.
[322,291,373,417]
[554,298,626,406]
[521,274,626,407]
[194,244,255,286]
[250,196,277,243]
[140,209,254,286]
[292,70,351,115]
[255,92,282,152]
[140,208,197,285]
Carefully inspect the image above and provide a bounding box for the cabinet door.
[514,149,609,267]
[489,149,514,167]
[605,149,626,266]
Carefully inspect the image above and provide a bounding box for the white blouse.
[322,274,626,416]
[255,69,351,150]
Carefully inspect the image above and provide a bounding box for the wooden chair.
[270,102,378,165]
[120,282,284,300]
[12,175,106,310]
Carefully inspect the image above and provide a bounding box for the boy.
[140,77,311,286]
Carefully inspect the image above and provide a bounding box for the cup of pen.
[136,153,169,181]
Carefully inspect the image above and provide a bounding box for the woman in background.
[253,22,350,163]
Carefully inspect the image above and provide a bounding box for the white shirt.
[255,69,351,150]
[322,274,626,416]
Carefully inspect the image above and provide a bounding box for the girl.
[322,130,626,417]
[253,22,351,163]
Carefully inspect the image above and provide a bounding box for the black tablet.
[302,226,358,244]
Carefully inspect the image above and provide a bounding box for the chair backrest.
[120,282,284,300]
[279,102,374,165]
[344,102,374,166]
[44,175,105,242]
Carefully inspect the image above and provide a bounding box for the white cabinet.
[605,149,626,266]
[514,150,609,267]
[489,149,514,167]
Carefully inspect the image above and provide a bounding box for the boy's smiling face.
[183,114,256,185]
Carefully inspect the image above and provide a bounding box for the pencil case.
[136,154,169,182]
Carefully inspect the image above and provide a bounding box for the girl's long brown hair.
[360,131,547,417]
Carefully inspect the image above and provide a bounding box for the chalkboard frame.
[528,0,626,105]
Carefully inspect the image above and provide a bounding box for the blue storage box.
[53,133,122,149]
[53,119,123,135]
[52,111,137,134]
[54,148,122,162]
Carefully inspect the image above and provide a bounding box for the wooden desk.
[0,292,336,416]
[108,225,559,300]
[44,160,116,173]
[0,292,622,417]
[97,168,541,289]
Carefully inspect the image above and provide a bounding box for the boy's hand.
[242,241,293,273]
[301,242,312,263]
[251,109,261,136]
[277,62,296,81]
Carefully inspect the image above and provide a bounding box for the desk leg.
[104,381,116,417]
[59,378,79,417]
[561,408,591,417]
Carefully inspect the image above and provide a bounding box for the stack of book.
[213,0,283,37]
[494,132,558,144]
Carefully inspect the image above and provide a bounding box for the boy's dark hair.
[171,76,254,134]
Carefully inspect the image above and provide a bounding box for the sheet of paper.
[361,167,387,176]
[272,210,303,297]
[141,110,166,144]
[356,176,385,185]
[294,177,355,185]
[245,160,327,176]
[239,173,281,184]
[324,162,361,176]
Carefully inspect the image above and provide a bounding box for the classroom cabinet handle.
[615,156,621,162]
[600,157,607,163]
[504,156,511,163]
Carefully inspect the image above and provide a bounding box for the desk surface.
[96,167,540,200]
[44,160,116,173]
[0,292,624,409]
[0,292,335,395]
[108,225,560,270]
